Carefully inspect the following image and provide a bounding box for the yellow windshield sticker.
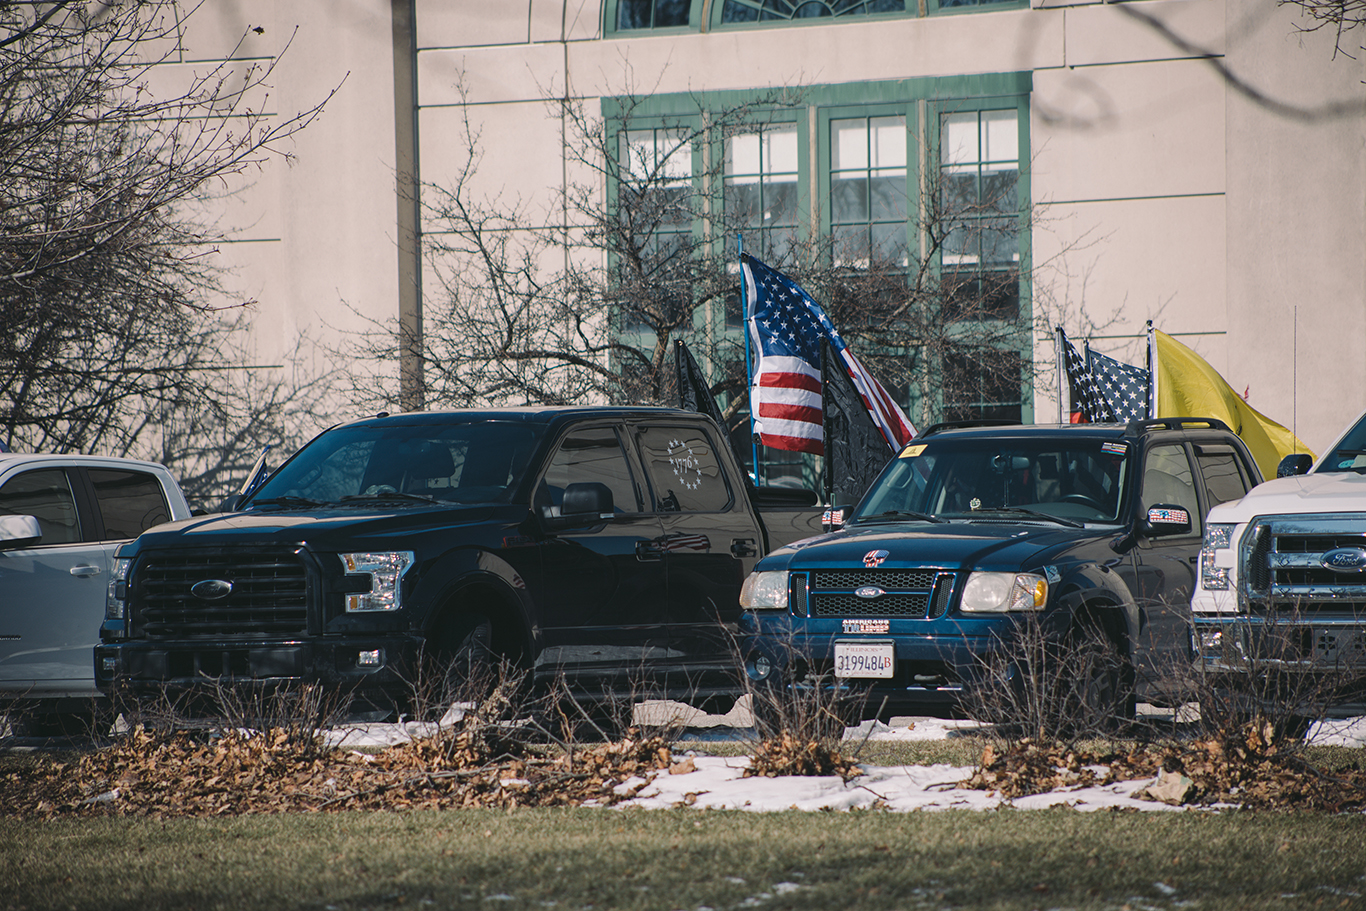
[899,444,927,458]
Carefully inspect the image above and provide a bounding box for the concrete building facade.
[172,0,1365,455]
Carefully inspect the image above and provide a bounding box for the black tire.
[420,612,499,721]
[1068,626,1135,733]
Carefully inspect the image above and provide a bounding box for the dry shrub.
[745,731,861,782]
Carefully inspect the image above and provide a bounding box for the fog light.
[101,657,117,672]
[1199,629,1222,652]
[749,654,773,681]
[357,648,383,668]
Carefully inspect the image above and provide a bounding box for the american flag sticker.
[1101,442,1128,455]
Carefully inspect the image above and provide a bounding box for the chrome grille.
[808,569,955,619]
[134,548,310,638]
[1242,517,1366,615]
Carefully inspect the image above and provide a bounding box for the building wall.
[172,0,1364,454]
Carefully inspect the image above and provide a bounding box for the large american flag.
[742,254,915,454]
[1087,345,1151,422]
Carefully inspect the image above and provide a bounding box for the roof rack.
[1122,417,1231,435]
[919,419,1022,437]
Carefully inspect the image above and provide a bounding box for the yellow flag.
[1154,330,1314,480]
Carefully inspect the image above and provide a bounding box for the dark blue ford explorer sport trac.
[738,419,1263,724]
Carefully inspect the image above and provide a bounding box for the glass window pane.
[871,116,907,169]
[869,170,907,221]
[831,175,868,223]
[637,426,733,513]
[727,132,761,176]
[88,469,170,540]
[981,168,1017,212]
[832,120,868,171]
[982,110,1018,164]
[726,182,763,227]
[1142,445,1199,519]
[542,429,641,514]
[766,178,799,226]
[767,126,799,173]
[659,130,691,181]
[870,221,908,264]
[1196,448,1249,508]
[0,469,80,545]
[941,112,979,166]
[656,0,691,26]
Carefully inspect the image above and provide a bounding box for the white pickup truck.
[0,454,192,733]
[1191,408,1366,714]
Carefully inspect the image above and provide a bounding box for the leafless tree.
[0,1,338,504]
[1280,0,1366,59]
[342,75,1099,453]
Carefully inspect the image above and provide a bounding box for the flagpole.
[739,234,759,483]
[1147,320,1156,418]
[1054,326,1066,423]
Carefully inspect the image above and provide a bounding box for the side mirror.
[1143,503,1193,537]
[0,515,42,550]
[541,482,615,531]
[1277,453,1313,478]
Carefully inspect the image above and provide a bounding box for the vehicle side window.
[541,428,641,514]
[1142,445,1200,532]
[0,469,81,545]
[88,468,171,540]
[1193,444,1252,509]
[636,425,733,513]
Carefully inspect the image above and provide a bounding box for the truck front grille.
[1242,517,1366,616]
[133,548,311,639]
[803,569,955,619]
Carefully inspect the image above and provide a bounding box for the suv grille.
[1242,518,1366,616]
[804,569,956,619]
[134,548,311,638]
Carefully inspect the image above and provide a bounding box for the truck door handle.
[69,564,101,577]
[730,538,758,558]
[635,541,664,561]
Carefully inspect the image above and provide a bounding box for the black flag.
[674,339,751,480]
[821,339,896,511]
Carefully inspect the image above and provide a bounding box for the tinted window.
[0,469,80,544]
[1142,445,1199,530]
[255,421,544,505]
[856,437,1130,523]
[637,426,733,513]
[541,428,641,514]
[1193,444,1251,509]
[88,468,170,539]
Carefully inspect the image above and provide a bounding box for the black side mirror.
[1277,453,1313,478]
[1143,503,1193,537]
[542,482,615,531]
[0,514,42,550]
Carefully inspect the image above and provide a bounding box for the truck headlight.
[341,551,415,612]
[740,571,789,611]
[105,556,131,621]
[1200,523,1236,591]
[960,572,1047,613]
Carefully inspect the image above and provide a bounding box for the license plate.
[834,640,894,678]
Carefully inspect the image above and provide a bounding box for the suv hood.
[1209,471,1366,524]
[128,504,502,548]
[767,521,1090,572]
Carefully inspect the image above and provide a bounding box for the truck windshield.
[1319,413,1366,473]
[248,420,546,506]
[851,437,1131,525]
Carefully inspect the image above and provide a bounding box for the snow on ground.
[315,699,1366,815]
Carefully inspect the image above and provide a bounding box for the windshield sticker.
[1101,442,1128,455]
[899,444,927,458]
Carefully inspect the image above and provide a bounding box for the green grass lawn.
[4,807,1365,911]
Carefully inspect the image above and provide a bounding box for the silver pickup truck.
[0,453,191,733]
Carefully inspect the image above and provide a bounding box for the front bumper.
[94,634,424,702]
[740,612,1040,716]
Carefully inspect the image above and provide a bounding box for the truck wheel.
[1068,625,1135,732]
[422,612,499,720]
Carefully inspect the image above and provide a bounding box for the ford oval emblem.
[855,585,885,600]
[191,579,233,600]
[1321,547,1366,572]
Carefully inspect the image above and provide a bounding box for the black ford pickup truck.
[95,407,822,717]
[739,419,1263,721]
